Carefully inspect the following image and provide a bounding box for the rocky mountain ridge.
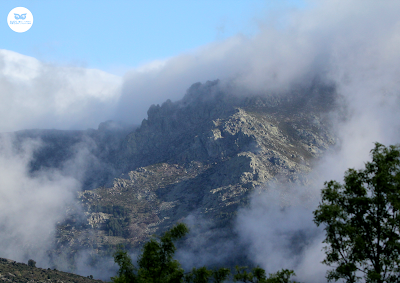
[54,79,338,261]
[11,121,138,190]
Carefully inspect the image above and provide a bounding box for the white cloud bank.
[0,134,79,265]
[1,1,400,136]
[0,50,122,132]
[231,2,400,281]
[114,0,400,130]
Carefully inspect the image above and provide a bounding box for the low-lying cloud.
[115,1,400,127]
[2,1,400,135]
[236,182,326,282]
[0,50,121,132]
[0,134,79,265]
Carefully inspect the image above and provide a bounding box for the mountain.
[53,79,338,264]
[13,121,138,190]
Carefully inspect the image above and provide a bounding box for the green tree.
[212,267,231,283]
[266,269,297,283]
[183,266,231,283]
[184,266,213,283]
[137,223,189,283]
[28,259,36,267]
[233,266,297,283]
[111,249,138,283]
[314,143,400,283]
[112,223,189,283]
[112,223,296,283]
[233,266,266,283]
[111,223,189,283]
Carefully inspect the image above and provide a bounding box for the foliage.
[107,218,126,237]
[28,259,36,267]
[0,258,101,282]
[111,223,189,283]
[183,266,296,283]
[233,266,297,283]
[266,269,297,283]
[212,267,231,283]
[182,266,230,283]
[233,266,267,282]
[184,266,213,283]
[112,223,298,283]
[138,222,189,282]
[314,143,400,283]
[111,249,138,283]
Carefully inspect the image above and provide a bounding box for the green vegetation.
[0,258,102,282]
[111,142,400,283]
[233,267,297,283]
[111,223,297,283]
[92,205,129,217]
[27,259,36,267]
[107,218,128,237]
[314,143,400,283]
[90,204,131,237]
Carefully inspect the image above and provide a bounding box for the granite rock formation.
[55,79,338,257]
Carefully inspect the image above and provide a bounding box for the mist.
[1,0,400,281]
[232,2,400,282]
[0,49,121,131]
[0,133,79,266]
[0,132,129,282]
[1,1,399,134]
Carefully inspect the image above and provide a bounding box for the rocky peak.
[122,79,336,170]
[56,79,338,259]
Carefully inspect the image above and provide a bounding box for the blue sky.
[1,0,305,75]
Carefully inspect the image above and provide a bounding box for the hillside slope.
[55,79,337,258]
[0,258,103,283]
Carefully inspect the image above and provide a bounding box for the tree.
[233,266,297,283]
[111,223,189,283]
[111,249,138,283]
[184,266,213,283]
[112,223,296,283]
[233,266,267,283]
[138,223,189,283]
[265,269,297,283]
[28,259,36,267]
[313,143,400,283]
[212,268,231,283]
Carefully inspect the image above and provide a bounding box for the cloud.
[0,133,80,265]
[2,1,400,136]
[224,1,400,282]
[0,50,122,132]
[175,214,241,270]
[234,157,343,282]
[114,0,400,131]
[1,0,400,280]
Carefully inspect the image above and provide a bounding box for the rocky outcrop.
[122,80,335,168]
[56,80,338,254]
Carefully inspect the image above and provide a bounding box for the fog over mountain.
[0,1,400,282]
[0,49,122,131]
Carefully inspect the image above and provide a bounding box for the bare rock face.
[56,79,337,255]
